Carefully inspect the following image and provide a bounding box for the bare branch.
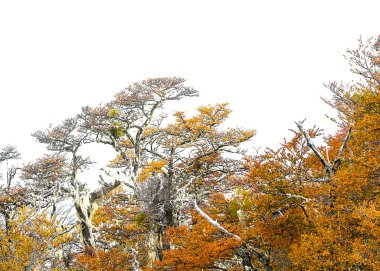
[0,145,20,163]
[337,126,352,159]
[272,192,311,202]
[194,199,241,241]
[295,120,332,174]
[90,178,121,203]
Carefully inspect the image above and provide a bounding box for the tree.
[80,78,255,268]
[75,191,147,270]
[289,36,380,270]
[134,103,254,266]
[1,34,379,270]
[0,145,26,235]
[21,154,69,217]
[80,77,198,198]
[158,194,242,271]
[79,77,199,265]
[32,117,121,256]
[236,35,380,270]
[0,206,74,271]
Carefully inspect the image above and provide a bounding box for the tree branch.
[90,178,121,203]
[337,126,352,159]
[194,199,241,241]
[295,121,332,173]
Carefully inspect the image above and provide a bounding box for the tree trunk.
[147,226,163,268]
[236,245,256,271]
[74,195,96,255]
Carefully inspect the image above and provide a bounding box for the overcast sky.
[0,0,379,167]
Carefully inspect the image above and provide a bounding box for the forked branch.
[295,120,351,176]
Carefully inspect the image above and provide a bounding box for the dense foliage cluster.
[0,36,379,270]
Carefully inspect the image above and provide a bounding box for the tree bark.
[74,195,96,255]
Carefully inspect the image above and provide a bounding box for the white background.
[0,1,379,178]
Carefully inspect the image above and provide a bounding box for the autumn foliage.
[1,36,380,270]
[157,195,242,270]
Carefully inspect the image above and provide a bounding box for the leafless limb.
[295,120,332,173]
[0,145,20,162]
[194,199,241,241]
[295,120,351,176]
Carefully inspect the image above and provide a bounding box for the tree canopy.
[1,37,380,270]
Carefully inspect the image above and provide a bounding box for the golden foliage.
[0,207,74,271]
